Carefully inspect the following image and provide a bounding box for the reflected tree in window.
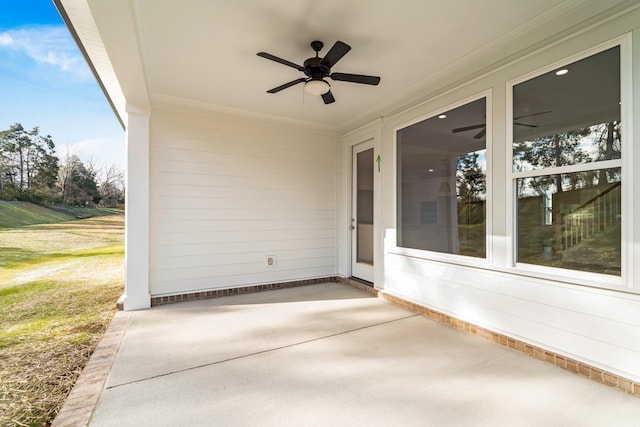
[596,120,621,185]
[456,150,486,257]
[457,151,485,201]
[514,128,591,196]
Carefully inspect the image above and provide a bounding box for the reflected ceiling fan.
[257,40,381,104]
[452,111,552,139]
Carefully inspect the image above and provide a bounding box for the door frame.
[351,141,375,282]
[339,119,383,287]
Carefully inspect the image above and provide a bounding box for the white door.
[351,141,374,283]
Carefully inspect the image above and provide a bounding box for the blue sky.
[0,0,124,170]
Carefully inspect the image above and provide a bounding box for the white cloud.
[59,137,125,171]
[0,26,89,78]
[60,138,104,160]
[0,33,14,46]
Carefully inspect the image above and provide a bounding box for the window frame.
[391,90,493,268]
[505,34,633,290]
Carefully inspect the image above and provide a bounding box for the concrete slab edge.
[52,311,133,427]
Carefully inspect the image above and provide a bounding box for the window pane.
[516,168,621,275]
[397,98,486,258]
[356,148,374,265]
[513,47,620,172]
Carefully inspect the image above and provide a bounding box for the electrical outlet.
[265,255,277,267]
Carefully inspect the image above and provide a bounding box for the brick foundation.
[149,276,339,307]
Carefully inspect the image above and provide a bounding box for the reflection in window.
[514,122,621,172]
[516,169,621,275]
[397,97,486,258]
[513,47,621,172]
[513,46,622,276]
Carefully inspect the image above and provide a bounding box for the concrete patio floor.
[65,282,640,426]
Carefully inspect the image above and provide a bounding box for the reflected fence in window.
[516,169,621,276]
[562,181,621,251]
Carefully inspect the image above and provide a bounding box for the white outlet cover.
[265,255,277,267]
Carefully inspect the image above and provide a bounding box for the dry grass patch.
[0,215,124,427]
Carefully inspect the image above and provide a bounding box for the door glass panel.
[357,148,374,265]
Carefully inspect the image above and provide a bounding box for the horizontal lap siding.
[149,108,337,296]
[151,238,336,258]
[384,253,640,381]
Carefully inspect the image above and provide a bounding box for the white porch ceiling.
[59,0,631,130]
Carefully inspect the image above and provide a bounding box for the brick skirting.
[337,278,640,399]
[149,276,339,307]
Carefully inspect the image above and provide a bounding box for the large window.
[397,97,487,258]
[512,46,622,276]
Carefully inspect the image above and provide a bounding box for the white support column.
[123,103,151,310]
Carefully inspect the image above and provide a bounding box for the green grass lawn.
[0,214,124,427]
[0,201,74,228]
[0,201,124,229]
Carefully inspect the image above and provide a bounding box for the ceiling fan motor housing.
[303,57,330,80]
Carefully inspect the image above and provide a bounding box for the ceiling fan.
[257,40,381,104]
[452,111,552,139]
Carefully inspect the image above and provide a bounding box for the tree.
[57,151,80,203]
[0,123,59,201]
[57,152,100,205]
[0,123,31,193]
[98,163,124,208]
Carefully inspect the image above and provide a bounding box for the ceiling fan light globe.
[304,80,330,95]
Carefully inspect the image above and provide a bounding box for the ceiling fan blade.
[514,110,552,120]
[474,128,486,139]
[266,78,307,93]
[330,72,380,85]
[320,41,351,68]
[257,52,304,72]
[322,90,335,104]
[514,122,538,128]
[452,124,485,133]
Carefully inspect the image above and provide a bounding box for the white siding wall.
[340,8,640,381]
[149,106,338,296]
